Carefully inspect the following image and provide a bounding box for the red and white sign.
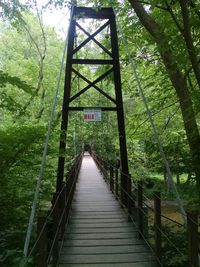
[83,109,102,122]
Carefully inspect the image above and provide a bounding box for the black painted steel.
[72,59,114,65]
[70,68,115,103]
[56,6,129,205]
[68,107,117,111]
[56,16,76,192]
[75,22,113,57]
[73,20,111,55]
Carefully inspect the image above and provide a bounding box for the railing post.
[115,168,119,198]
[100,157,103,173]
[102,160,106,179]
[65,177,70,221]
[154,191,161,263]
[127,174,132,220]
[69,168,74,206]
[105,161,108,181]
[106,161,109,181]
[97,156,100,169]
[121,172,128,206]
[98,157,101,172]
[92,151,95,161]
[97,157,103,174]
[36,216,47,267]
[61,184,66,236]
[52,195,59,264]
[137,181,143,238]
[110,165,114,192]
[187,212,199,267]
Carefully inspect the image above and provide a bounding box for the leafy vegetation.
[161,226,187,267]
[0,0,199,266]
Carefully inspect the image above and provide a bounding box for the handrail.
[23,152,83,267]
[91,151,199,267]
[46,152,83,264]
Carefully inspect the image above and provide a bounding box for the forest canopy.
[0,0,199,266]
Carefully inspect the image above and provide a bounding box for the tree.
[0,6,69,266]
[127,0,200,195]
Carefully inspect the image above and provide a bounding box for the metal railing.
[26,152,83,267]
[91,151,199,267]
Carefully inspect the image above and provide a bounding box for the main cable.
[23,6,74,257]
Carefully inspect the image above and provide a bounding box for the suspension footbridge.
[23,6,199,267]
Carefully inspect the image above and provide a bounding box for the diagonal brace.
[75,22,112,58]
[73,20,111,56]
[69,68,116,104]
[72,68,116,104]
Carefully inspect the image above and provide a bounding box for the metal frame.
[56,6,129,205]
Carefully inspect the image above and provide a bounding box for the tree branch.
[135,0,168,11]
[128,0,200,193]
[163,106,180,130]
[130,101,179,135]
[19,2,47,118]
[165,0,184,33]
[179,0,200,88]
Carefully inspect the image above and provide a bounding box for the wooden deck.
[58,153,156,267]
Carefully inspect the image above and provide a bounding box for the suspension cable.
[23,6,74,257]
[114,10,187,224]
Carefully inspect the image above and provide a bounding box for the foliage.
[0,70,34,93]
[0,0,199,266]
[0,5,68,266]
[0,0,26,26]
[161,225,187,267]
[142,173,198,201]
[0,123,45,266]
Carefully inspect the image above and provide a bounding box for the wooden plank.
[66,227,136,234]
[60,244,150,255]
[71,204,120,208]
[70,214,128,219]
[72,200,117,203]
[59,253,155,264]
[70,210,125,215]
[71,208,121,212]
[65,232,139,240]
[62,238,145,247]
[67,222,135,229]
[70,212,126,218]
[70,215,127,220]
[72,204,120,208]
[70,218,128,224]
[58,155,156,267]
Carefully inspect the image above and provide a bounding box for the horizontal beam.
[72,59,114,65]
[74,7,115,19]
[68,107,117,111]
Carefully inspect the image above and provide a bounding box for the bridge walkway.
[58,153,156,267]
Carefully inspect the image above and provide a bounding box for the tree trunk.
[179,0,200,88]
[128,0,200,194]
